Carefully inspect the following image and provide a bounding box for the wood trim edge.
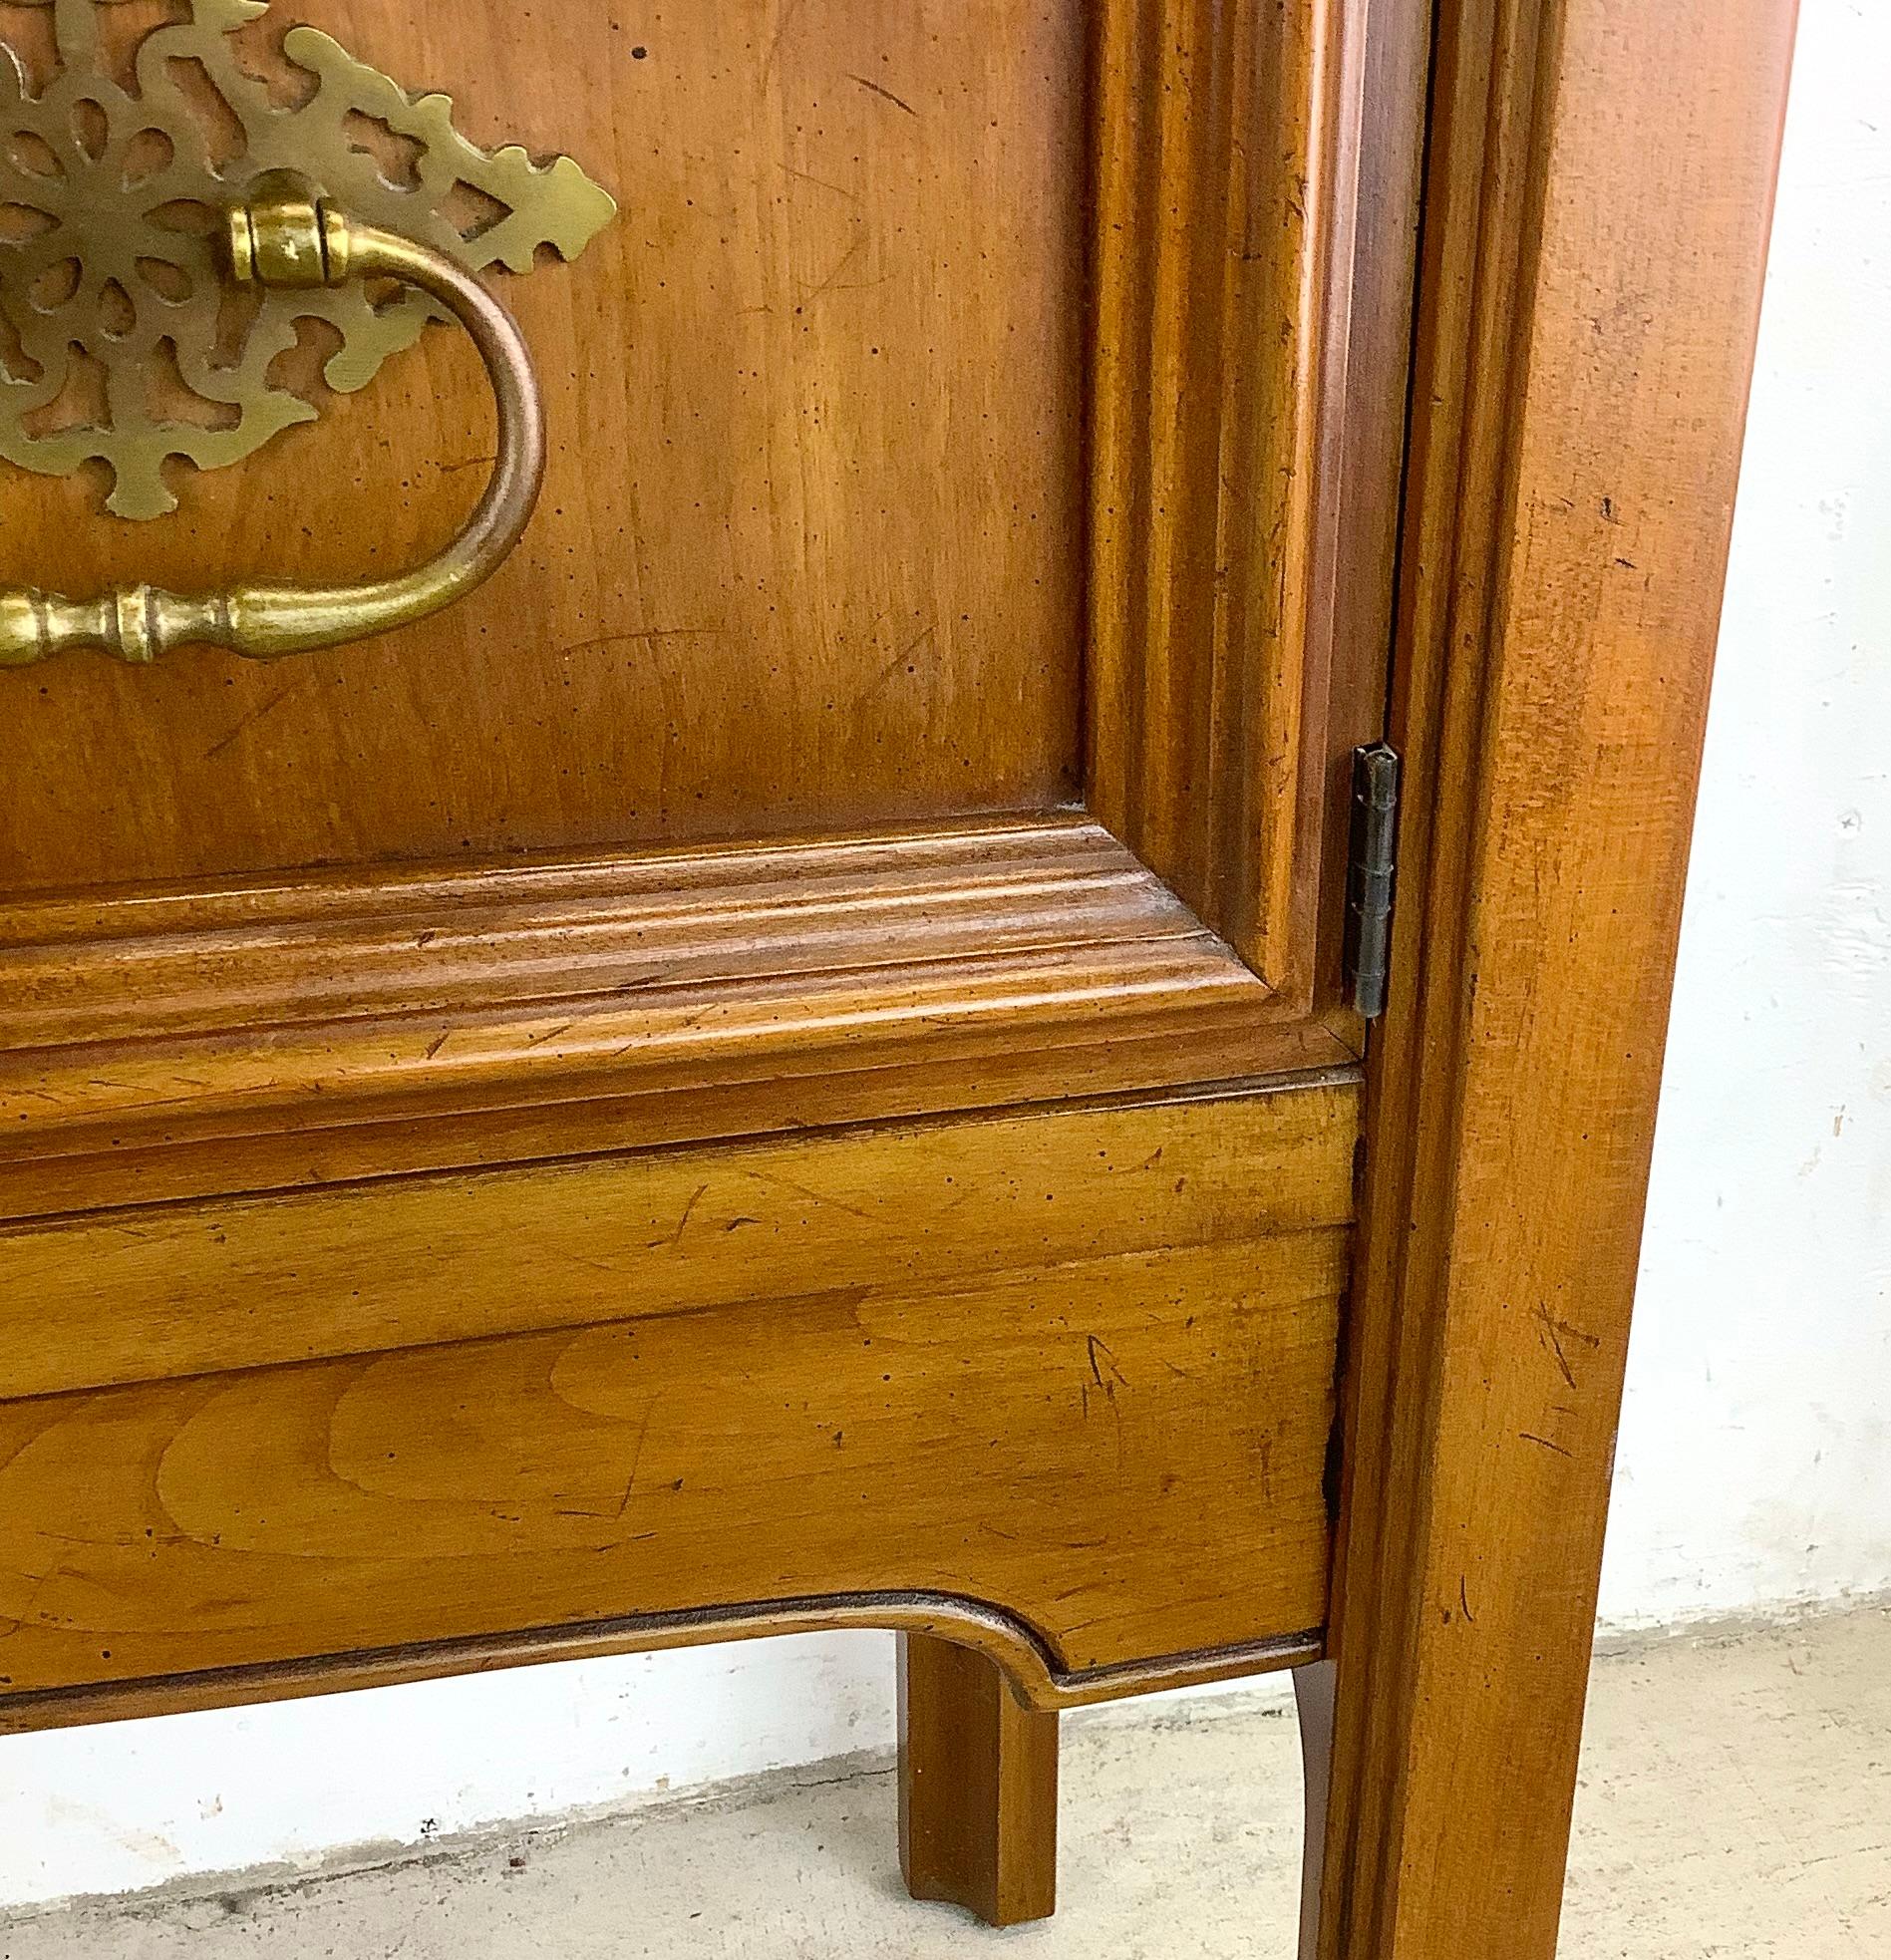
[0,818,1356,1215]
[1323,3,1799,1956]
[1087,0,1426,1002]
[0,1595,1326,1735]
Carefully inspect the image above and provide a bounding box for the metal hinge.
[1344,742,1402,1020]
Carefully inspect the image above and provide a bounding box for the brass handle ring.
[0,184,545,667]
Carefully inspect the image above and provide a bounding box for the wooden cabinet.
[0,2,1795,1954]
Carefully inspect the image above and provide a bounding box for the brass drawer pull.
[0,182,543,668]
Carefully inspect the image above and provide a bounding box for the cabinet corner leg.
[897,1632,1059,1926]
[1293,1659,1338,1960]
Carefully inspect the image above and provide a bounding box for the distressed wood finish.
[0,819,1360,1219]
[0,0,1091,888]
[1320,2,1798,1956]
[0,0,1796,1947]
[0,1085,1353,1715]
[900,1633,1061,1926]
[1088,0,1424,1006]
[0,1076,1360,1400]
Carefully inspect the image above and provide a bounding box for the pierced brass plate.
[0,0,615,518]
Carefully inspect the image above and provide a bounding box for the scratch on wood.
[796,231,877,309]
[1082,1336,1130,1470]
[1087,1333,1127,1399]
[202,682,306,762]
[743,1166,869,1219]
[779,162,858,201]
[846,73,917,117]
[761,0,809,81]
[613,1399,660,1521]
[858,622,936,697]
[1531,1303,1601,1390]
[651,1182,710,1250]
[553,626,719,660]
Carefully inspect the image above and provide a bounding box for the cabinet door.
[3,0,1419,1015]
[0,0,1424,1707]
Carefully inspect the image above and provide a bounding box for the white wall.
[1597,0,1891,1628]
[4,0,1887,1912]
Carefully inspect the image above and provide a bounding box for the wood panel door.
[0,0,1424,1212]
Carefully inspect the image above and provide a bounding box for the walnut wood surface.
[1321,2,1797,1956]
[1,0,1090,888]
[900,1633,1060,1926]
[0,1085,1350,1705]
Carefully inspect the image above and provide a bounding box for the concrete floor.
[3,1606,1885,1958]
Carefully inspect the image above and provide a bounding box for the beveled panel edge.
[1086,0,1426,1006]
[0,817,1202,1047]
[0,812,1111,949]
[0,816,1359,1218]
[0,1592,1327,1735]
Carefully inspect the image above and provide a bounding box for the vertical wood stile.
[1085,1,1422,1010]
[1322,1,1799,1954]
[1087,0,1161,863]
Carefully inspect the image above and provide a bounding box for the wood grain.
[1087,0,1425,1005]
[0,0,1090,889]
[0,1,1405,1248]
[0,1218,1346,1698]
[1321,2,1797,1955]
[0,818,1357,1218]
[0,1074,1361,1400]
[0,10,1792,1950]
[0,818,1208,1044]
[900,1633,1060,1926]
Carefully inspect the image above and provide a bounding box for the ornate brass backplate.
[0,0,615,517]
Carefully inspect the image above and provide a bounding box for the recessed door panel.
[0,0,1089,889]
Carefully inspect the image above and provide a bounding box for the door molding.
[0,818,1356,1217]
[1087,0,1424,1004]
